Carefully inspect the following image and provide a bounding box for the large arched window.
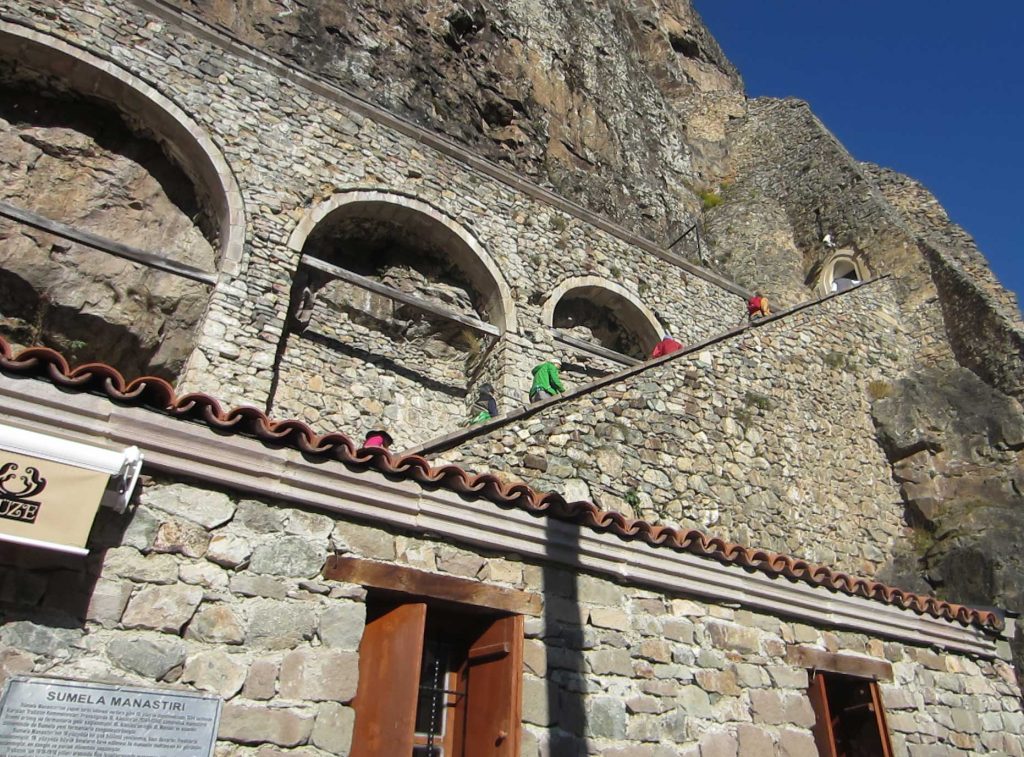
[543,277,661,367]
[0,24,244,380]
[272,191,514,438]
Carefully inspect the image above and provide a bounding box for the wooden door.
[462,614,523,757]
[351,603,428,757]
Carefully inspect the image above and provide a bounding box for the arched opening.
[0,24,244,381]
[545,279,662,374]
[817,251,868,297]
[272,193,513,440]
[831,259,862,292]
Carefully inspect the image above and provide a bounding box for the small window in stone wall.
[351,596,523,757]
[807,671,894,757]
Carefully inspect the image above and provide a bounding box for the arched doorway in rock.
[0,24,243,382]
[273,191,515,441]
[544,278,662,376]
[818,252,867,296]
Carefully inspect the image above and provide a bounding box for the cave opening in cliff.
[551,286,658,362]
[0,65,218,381]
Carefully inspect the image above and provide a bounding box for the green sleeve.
[551,367,566,393]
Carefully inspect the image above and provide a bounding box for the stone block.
[480,557,523,584]
[181,650,248,698]
[280,648,359,702]
[145,483,236,529]
[101,547,178,584]
[121,506,161,551]
[284,509,335,541]
[586,696,625,739]
[577,574,623,606]
[636,639,672,663]
[122,584,203,633]
[699,730,738,757]
[236,500,285,534]
[587,648,633,676]
[589,607,631,631]
[243,658,279,701]
[311,701,355,755]
[0,649,34,686]
[245,599,316,650]
[695,668,741,696]
[766,665,808,690]
[706,621,761,654]
[180,561,229,590]
[662,619,695,643]
[319,602,366,650]
[523,639,547,676]
[107,636,186,680]
[521,676,552,726]
[187,604,246,644]
[749,690,816,728]
[218,704,314,747]
[250,536,326,578]
[737,724,775,756]
[0,620,81,658]
[207,534,253,568]
[777,730,817,757]
[85,578,133,628]
[332,522,395,560]
[436,546,484,577]
[152,518,211,558]
[230,574,287,599]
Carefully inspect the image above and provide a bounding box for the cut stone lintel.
[301,254,501,338]
[324,555,542,617]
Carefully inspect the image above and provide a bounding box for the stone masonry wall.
[2,476,1022,756]
[436,280,911,577]
[707,98,954,368]
[3,0,743,446]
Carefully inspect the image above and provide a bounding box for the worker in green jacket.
[529,361,565,403]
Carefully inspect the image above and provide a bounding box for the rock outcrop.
[0,86,215,379]
[168,0,744,240]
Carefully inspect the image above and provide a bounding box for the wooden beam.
[301,254,501,338]
[323,555,542,616]
[551,328,642,366]
[0,201,219,286]
[786,645,894,682]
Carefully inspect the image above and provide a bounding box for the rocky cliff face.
[169,0,744,240]
[0,86,215,379]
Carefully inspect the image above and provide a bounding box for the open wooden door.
[351,603,427,757]
[809,671,839,757]
[462,614,523,757]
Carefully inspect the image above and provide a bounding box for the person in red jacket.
[651,334,683,359]
[747,291,771,321]
[362,429,393,449]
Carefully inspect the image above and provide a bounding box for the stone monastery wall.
[436,280,910,577]
[2,477,1022,757]
[1,0,743,446]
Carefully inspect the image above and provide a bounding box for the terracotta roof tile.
[0,335,1003,633]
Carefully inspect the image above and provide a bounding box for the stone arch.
[288,190,516,333]
[543,276,663,360]
[819,250,868,296]
[0,22,245,274]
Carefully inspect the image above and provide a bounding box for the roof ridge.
[0,325,1003,633]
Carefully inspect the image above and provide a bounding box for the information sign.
[0,676,221,757]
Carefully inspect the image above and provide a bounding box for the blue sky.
[692,2,1024,307]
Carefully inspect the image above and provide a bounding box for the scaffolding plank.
[301,253,500,337]
[0,201,218,286]
[551,328,641,366]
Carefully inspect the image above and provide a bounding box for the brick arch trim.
[288,189,518,333]
[542,276,663,347]
[0,21,246,276]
